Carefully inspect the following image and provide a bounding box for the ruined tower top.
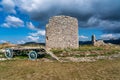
[48,15,78,24]
[46,15,79,49]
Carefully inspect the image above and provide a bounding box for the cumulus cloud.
[15,0,93,21]
[0,0,16,13]
[27,30,45,42]
[29,30,45,36]
[100,34,120,40]
[101,34,115,40]
[27,22,38,30]
[27,36,39,42]
[15,0,120,21]
[79,35,88,41]
[1,0,120,34]
[26,22,45,42]
[79,35,88,39]
[1,15,24,28]
[14,0,120,34]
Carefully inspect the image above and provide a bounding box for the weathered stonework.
[46,16,79,49]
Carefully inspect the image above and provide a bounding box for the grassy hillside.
[0,59,120,80]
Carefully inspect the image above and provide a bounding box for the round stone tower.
[46,15,79,49]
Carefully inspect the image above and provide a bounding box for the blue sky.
[0,0,120,44]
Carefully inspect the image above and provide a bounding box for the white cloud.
[25,22,45,42]
[15,0,120,21]
[100,34,116,40]
[1,0,16,13]
[27,22,45,42]
[14,0,120,34]
[29,30,45,36]
[17,40,25,44]
[79,35,88,39]
[27,36,39,42]
[1,15,24,28]
[79,35,89,41]
[26,29,45,43]
[27,22,38,30]
[87,17,100,27]
[1,0,120,34]
[15,0,93,20]
[16,0,93,13]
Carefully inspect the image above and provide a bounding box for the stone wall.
[46,16,79,49]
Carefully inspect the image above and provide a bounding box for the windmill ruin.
[46,16,79,49]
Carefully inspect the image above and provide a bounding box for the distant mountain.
[21,42,45,46]
[79,41,92,45]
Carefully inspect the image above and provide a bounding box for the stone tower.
[46,16,79,49]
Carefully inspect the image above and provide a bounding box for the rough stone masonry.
[46,15,79,49]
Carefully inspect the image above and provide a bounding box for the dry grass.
[0,43,16,49]
[0,59,120,80]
